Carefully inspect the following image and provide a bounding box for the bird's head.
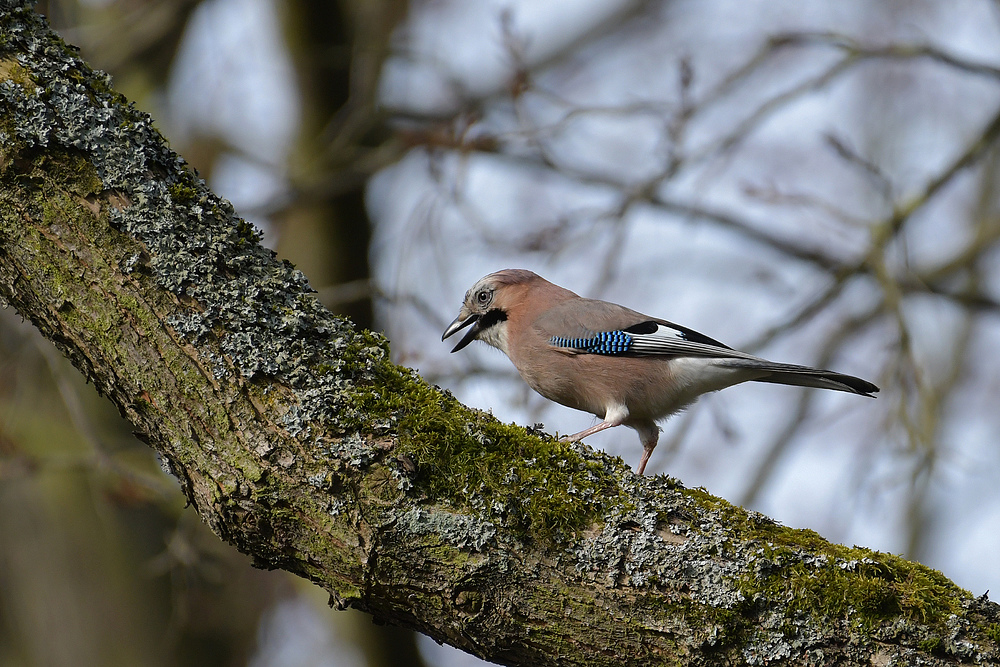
[441,269,541,353]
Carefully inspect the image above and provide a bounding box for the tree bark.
[1,5,998,665]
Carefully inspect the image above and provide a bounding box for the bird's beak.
[442,311,480,353]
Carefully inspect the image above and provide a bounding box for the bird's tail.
[719,359,879,397]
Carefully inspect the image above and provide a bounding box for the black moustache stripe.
[478,308,507,329]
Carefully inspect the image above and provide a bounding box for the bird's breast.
[509,350,695,421]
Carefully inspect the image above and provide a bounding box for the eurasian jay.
[442,269,878,475]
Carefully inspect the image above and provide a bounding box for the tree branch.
[1,5,999,665]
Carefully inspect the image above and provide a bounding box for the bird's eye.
[476,289,492,306]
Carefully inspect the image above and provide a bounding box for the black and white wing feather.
[546,312,878,397]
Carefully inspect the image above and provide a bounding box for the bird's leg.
[562,420,619,442]
[632,421,660,476]
[637,442,655,475]
[563,405,630,442]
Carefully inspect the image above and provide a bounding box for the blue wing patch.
[550,321,734,357]
[550,330,634,355]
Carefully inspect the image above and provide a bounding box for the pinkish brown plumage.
[443,269,878,474]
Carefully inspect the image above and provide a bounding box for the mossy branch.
[1,5,998,666]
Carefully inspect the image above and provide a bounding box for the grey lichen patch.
[572,473,698,588]
[396,507,497,552]
[0,4,386,458]
[324,432,376,468]
[0,57,35,161]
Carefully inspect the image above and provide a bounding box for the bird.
[442,269,878,475]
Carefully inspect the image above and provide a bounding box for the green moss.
[984,623,1000,643]
[0,58,35,91]
[737,539,967,630]
[350,359,620,543]
[167,180,199,205]
[24,151,103,202]
[677,484,969,636]
[918,636,944,653]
